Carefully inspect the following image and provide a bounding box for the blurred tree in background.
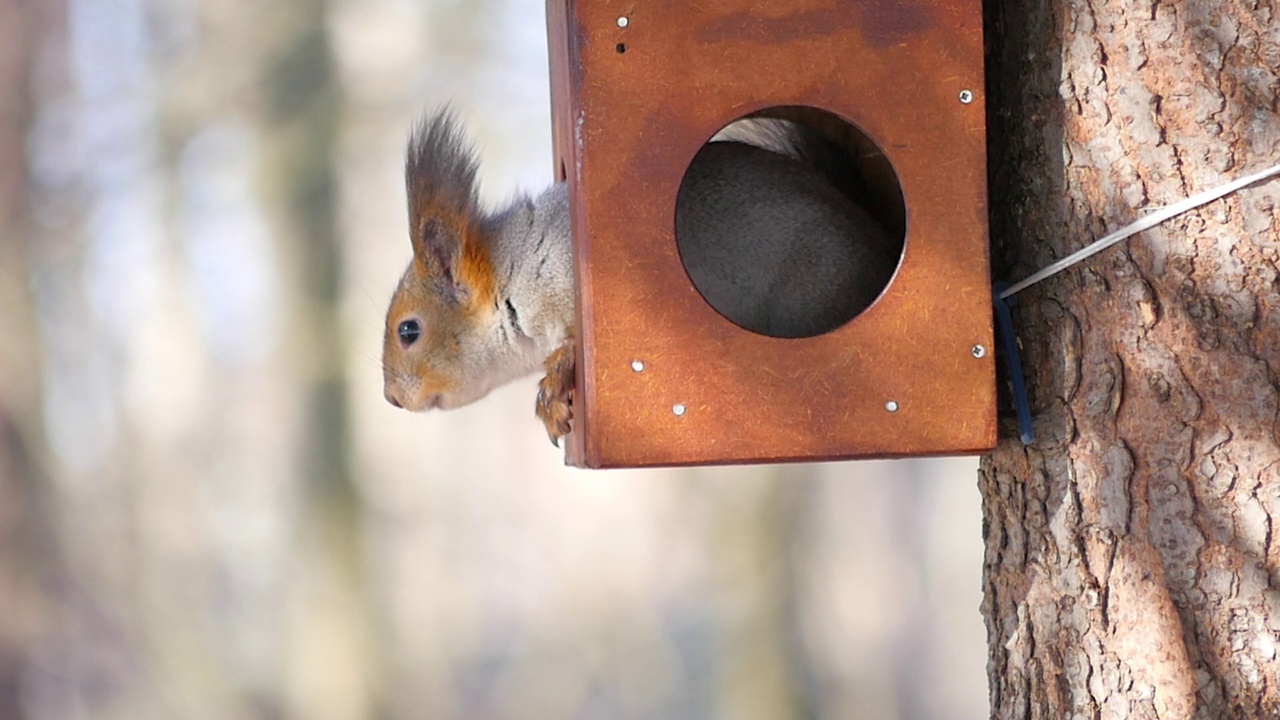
[0,0,985,718]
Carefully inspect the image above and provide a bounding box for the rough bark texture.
[981,0,1280,718]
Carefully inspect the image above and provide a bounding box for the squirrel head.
[382,111,507,412]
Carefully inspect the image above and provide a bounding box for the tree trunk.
[981,0,1280,717]
[0,0,63,716]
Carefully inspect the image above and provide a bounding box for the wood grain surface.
[548,0,995,467]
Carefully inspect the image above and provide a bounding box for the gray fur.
[488,184,575,363]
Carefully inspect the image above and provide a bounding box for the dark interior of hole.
[674,107,906,339]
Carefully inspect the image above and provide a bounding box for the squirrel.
[382,109,899,446]
[382,110,576,444]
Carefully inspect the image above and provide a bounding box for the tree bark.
[982,0,1280,717]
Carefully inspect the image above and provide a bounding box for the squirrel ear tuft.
[405,109,483,303]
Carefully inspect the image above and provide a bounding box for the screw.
[958,89,974,104]
[617,16,629,27]
[631,359,645,372]
[672,403,686,416]
[885,401,899,413]
[971,344,986,359]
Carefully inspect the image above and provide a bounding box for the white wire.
[999,161,1280,299]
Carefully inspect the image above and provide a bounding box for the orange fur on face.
[383,266,459,409]
[406,367,453,409]
[405,205,497,313]
[457,232,497,310]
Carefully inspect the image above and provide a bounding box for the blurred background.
[0,0,987,718]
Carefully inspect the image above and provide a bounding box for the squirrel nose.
[384,388,403,408]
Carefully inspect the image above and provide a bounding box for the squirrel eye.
[397,319,421,346]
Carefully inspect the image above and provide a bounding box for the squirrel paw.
[536,342,575,447]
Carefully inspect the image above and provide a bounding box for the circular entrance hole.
[674,106,906,338]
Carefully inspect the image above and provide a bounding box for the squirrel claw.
[536,342,575,447]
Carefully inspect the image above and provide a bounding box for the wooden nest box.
[547,0,995,468]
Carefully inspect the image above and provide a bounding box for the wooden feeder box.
[547,0,995,468]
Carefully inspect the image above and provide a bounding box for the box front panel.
[551,0,995,467]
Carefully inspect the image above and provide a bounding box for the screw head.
[885,400,899,413]
[617,16,629,27]
[631,359,645,372]
[672,403,686,416]
[958,89,974,104]
[971,344,987,359]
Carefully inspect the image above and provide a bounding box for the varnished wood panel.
[547,0,995,468]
